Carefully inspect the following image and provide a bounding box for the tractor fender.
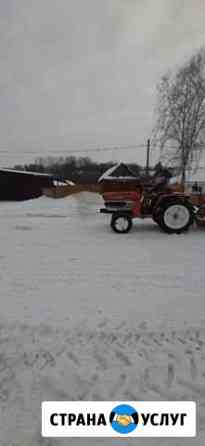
[152,194,194,218]
[155,193,191,207]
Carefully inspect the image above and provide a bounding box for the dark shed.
[0,169,55,201]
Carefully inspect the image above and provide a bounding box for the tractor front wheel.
[111,214,133,234]
[157,200,194,234]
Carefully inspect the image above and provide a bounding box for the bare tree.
[154,48,205,184]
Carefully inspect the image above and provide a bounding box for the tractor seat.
[144,176,168,192]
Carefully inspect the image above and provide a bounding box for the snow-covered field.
[0,192,205,445]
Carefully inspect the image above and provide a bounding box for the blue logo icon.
[110,404,138,434]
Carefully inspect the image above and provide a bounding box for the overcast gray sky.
[1,0,205,166]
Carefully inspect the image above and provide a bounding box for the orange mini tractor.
[100,177,197,234]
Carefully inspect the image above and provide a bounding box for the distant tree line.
[14,156,172,183]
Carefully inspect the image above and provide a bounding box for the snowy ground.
[0,192,205,445]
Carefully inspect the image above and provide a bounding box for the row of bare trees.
[154,48,205,184]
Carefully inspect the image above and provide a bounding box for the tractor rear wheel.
[157,200,194,234]
[111,214,133,233]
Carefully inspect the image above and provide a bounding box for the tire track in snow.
[0,321,205,444]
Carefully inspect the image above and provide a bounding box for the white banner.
[42,401,196,437]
